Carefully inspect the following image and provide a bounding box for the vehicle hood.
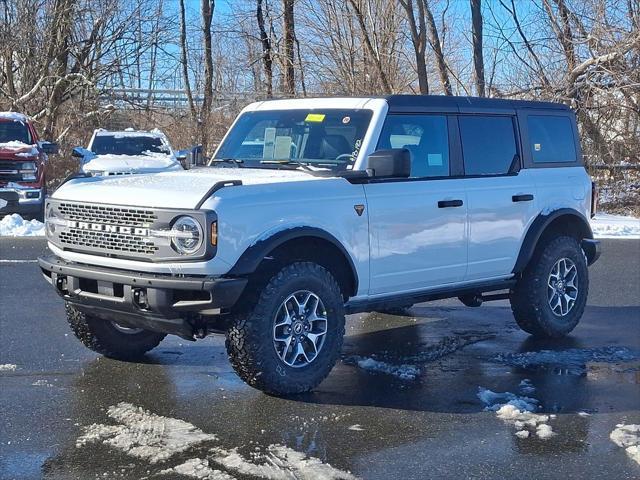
[81,153,179,173]
[0,142,39,161]
[53,167,325,209]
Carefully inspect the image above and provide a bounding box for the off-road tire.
[65,303,166,359]
[225,262,345,395]
[510,236,588,337]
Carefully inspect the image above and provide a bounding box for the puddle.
[344,331,495,381]
[493,346,640,376]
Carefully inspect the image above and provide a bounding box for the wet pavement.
[1,238,639,479]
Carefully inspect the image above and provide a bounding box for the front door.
[365,114,468,295]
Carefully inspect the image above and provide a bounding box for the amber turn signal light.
[210,221,218,246]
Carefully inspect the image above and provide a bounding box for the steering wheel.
[335,153,353,162]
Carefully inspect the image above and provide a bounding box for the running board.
[345,279,516,314]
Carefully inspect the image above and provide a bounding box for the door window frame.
[456,113,523,178]
[368,113,462,183]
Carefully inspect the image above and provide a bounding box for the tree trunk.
[44,0,76,139]
[423,0,451,95]
[257,0,273,97]
[179,0,197,123]
[346,0,392,94]
[399,0,428,94]
[201,0,215,155]
[282,0,295,95]
[470,0,485,97]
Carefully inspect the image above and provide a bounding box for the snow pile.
[610,424,640,465]
[160,458,234,480]
[591,213,640,239]
[348,356,420,381]
[77,402,218,463]
[0,214,45,236]
[0,140,38,154]
[0,364,17,371]
[211,444,358,480]
[478,381,556,440]
[77,402,359,479]
[493,346,639,375]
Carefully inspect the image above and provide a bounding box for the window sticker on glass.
[274,136,292,159]
[305,113,325,123]
[534,143,541,151]
[263,127,276,159]
[428,153,443,166]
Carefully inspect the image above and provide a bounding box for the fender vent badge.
[354,204,365,216]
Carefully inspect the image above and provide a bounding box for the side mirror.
[40,141,59,155]
[176,150,190,170]
[366,149,411,178]
[71,147,84,158]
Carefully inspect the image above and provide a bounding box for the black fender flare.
[512,208,594,273]
[227,226,359,295]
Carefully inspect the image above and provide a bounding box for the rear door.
[365,114,468,295]
[458,114,539,281]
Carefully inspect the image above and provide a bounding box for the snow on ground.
[478,381,556,440]
[160,458,234,480]
[610,424,640,465]
[77,402,218,464]
[349,356,420,381]
[591,213,640,239]
[0,214,45,236]
[493,346,639,375]
[0,364,17,371]
[77,402,358,480]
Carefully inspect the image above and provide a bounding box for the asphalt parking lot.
[1,237,639,479]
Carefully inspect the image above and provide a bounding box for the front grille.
[58,202,157,227]
[48,200,211,262]
[0,160,21,181]
[56,202,159,258]
[59,229,157,255]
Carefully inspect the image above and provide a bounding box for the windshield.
[91,135,170,156]
[213,109,373,171]
[0,120,32,144]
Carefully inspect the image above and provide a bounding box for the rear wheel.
[510,236,588,337]
[225,262,345,395]
[65,303,166,359]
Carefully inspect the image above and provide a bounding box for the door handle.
[512,194,534,202]
[438,199,463,208]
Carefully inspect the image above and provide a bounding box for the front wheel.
[510,236,588,337]
[225,262,345,395]
[65,303,166,359]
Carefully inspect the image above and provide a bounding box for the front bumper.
[38,255,247,338]
[0,189,43,217]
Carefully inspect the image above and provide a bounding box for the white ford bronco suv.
[39,96,601,395]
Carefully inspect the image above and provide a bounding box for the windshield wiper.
[210,158,244,167]
[260,159,313,171]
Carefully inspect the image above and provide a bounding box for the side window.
[376,114,449,178]
[527,115,577,164]
[459,116,517,175]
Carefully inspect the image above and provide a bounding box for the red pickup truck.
[0,112,58,219]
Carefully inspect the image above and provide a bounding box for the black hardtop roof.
[384,94,569,112]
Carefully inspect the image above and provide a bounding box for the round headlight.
[170,216,203,255]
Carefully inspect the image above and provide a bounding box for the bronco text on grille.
[51,201,159,257]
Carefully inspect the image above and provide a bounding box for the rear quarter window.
[527,115,577,164]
